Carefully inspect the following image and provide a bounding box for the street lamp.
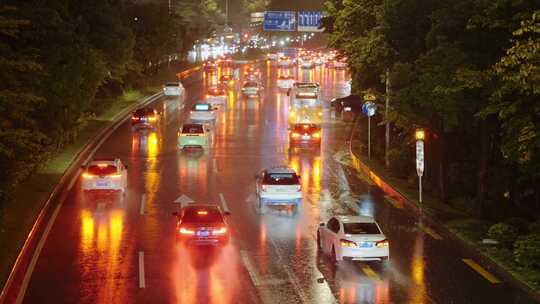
[415,128,425,204]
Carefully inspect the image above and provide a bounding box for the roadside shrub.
[528,220,540,233]
[514,233,540,268]
[487,223,519,247]
[388,148,413,179]
[505,217,530,234]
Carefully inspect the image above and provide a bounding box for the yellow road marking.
[462,259,500,284]
[384,195,404,209]
[421,226,443,240]
[361,265,381,282]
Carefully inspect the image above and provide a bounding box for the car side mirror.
[172,212,178,216]
[319,222,325,227]
[224,211,231,216]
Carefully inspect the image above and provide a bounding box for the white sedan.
[189,103,216,122]
[81,158,128,193]
[317,215,389,263]
[277,76,295,89]
[255,167,302,213]
[163,82,184,97]
[206,87,227,106]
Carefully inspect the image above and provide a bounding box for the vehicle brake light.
[340,239,357,248]
[110,174,122,178]
[212,227,227,235]
[313,132,321,138]
[131,116,140,121]
[82,173,95,178]
[97,164,108,168]
[179,227,195,235]
[197,210,208,215]
[148,116,157,122]
[291,132,300,138]
[376,239,389,248]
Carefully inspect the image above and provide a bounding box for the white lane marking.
[283,265,309,304]
[139,251,146,288]
[219,193,230,213]
[174,195,194,208]
[16,203,63,304]
[240,250,261,287]
[213,158,218,173]
[140,194,146,215]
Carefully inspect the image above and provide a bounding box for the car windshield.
[244,82,257,88]
[166,82,179,87]
[264,173,299,185]
[181,124,204,134]
[182,208,224,224]
[87,164,117,175]
[193,104,210,111]
[343,222,381,235]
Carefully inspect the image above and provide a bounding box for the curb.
[0,91,164,304]
[346,119,540,303]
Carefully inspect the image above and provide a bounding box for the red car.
[173,204,230,246]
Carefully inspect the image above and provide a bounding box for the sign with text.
[298,11,324,32]
[263,11,296,31]
[416,140,424,177]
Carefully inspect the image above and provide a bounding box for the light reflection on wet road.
[20,61,537,304]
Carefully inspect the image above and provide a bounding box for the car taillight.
[376,239,389,248]
[132,116,140,121]
[212,227,227,235]
[261,185,268,192]
[110,174,122,178]
[179,227,195,235]
[148,116,157,122]
[312,132,321,138]
[82,173,95,178]
[340,239,357,248]
[291,132,300,138]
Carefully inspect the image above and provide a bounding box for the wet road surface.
[21,62,537,304]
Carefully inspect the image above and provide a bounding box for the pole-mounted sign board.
[263,11,296,31]
[362,101,377,117]
[416,140,424,177]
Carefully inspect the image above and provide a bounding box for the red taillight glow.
[312,132,321,138]
[82,173,95,178]
[179,227,195,235]
[197,210,208,215]
[132,116,140,121]
[340,239,357,248]
[376,239,389,248]
[291,132,301,138]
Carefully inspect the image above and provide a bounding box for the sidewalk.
[347,119,540,300]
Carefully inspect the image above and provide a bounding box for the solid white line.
[139,251,146,288]
[283,265,309,304]
[240,250,261,287]
[140,194,146,215]
[219,193,230,213]
[16,202,63,304]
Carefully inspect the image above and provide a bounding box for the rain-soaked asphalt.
[20,61,537,304]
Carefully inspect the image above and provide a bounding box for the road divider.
[138,251,146,288]
[140,194,147,215]
[219,193,230,214]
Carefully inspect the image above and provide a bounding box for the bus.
[288,82,322,125]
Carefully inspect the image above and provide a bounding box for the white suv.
[163,82,184,96]
[255,167,302,213]
[317,215,389,263]
[81,158,128,193]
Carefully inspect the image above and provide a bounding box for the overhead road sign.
[298,11,324,32]
[251,12,264,23]
[263,11,296,31]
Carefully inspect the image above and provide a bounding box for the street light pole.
[368,115,371,160]
[415,129,425,205]
[225,0,229,26]
[385,68,391,168]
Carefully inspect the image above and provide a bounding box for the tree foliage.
[324,0,540,217]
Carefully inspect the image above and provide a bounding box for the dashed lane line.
[139,251,146,288]
[462,259,500,284]
[140,194,146,215]
[283,265,309,304]
[420,225,443,240]
[218,193,230,213]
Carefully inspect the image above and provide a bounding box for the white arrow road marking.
[140,194,146,215]
[174,194,194,208]
[219,193,230,213]
[139,251,146,288]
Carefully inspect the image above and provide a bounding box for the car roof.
[266,167,296,174]
[166,82,179,86]
[335,215,376,224]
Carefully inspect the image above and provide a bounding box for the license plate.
[96,181,110,187]
[359,242,373,248]
[197,230,210,237]
[302,135,310,140]
[344,107,352,112]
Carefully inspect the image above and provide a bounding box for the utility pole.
[225,0,229,26]
[385,68,391,168]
